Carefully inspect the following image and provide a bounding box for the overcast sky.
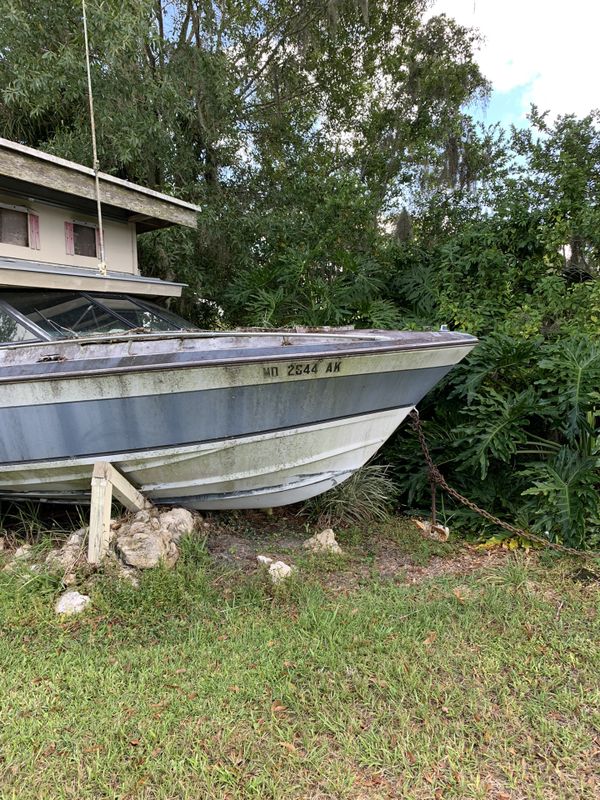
[428,0,600,126]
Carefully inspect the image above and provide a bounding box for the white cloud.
[428,0,600,120]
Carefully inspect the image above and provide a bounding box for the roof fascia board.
[0,138,200,230]
[0,257,185,298]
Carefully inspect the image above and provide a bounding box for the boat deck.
[0,329,477,381]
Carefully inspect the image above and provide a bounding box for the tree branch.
[237,7,322,102]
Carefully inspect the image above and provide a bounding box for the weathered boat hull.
[0,329,476,507]
[0,408,409,508]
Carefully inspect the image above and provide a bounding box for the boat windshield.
[0,290,193,341]
[0,306,39,344]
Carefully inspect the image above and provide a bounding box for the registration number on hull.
[262,360,342,379]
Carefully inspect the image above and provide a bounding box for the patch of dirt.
[204,509,306,568]
[203,511,517,591]
[206,530,304,567]
[321,545,515,593]
[571,565,600,583]
[401,548,513,583]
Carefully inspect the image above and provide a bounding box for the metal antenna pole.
[82,0,107,276]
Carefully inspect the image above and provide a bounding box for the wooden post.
[87,462,152,564]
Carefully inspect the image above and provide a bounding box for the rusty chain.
[408,409,600,558]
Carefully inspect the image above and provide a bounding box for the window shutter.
[28,213,40,250]
[64,221,74,255]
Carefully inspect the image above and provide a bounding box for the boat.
[0,303,476,508]
[0,138,476,509]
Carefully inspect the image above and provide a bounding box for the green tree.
[0,0,488,323]
[386,112,600,547]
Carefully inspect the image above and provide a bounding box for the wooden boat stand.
[88,462,153,564]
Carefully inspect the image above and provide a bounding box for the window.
[65,222,97,257]
[135,299,193,330]
[74,223,97,257]
[0,208,29,247]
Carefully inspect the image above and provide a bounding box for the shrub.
[302,464,398,528]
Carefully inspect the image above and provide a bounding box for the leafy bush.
[376,113,600,549]
[520,448,600,549]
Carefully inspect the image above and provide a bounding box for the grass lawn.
[0,517,599,799]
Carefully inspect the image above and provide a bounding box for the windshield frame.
[84,293,191,332]
[0,298,50,342]
[0,290,193,344]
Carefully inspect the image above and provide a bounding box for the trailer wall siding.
[0,200,137,274]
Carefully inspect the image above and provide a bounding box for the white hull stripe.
[0,346,469,408]
[0,408,409,509]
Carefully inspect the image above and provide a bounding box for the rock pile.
[0,506,198,613]
[114,507,195,569]
[46,528,87,574]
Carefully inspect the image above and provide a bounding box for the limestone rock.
[303,528,342,555]
[55,591,91,615]
[128,520,151,537]
[116,530,178,569]
[158,508,195,542]
[66,528,87,547]
[101,551,140,587]
[3,543,33,571]
[257,555,274,565]
[132,510,152,525]
[45,528,87,572]
[111,508,193,570]
[268,560,293,584]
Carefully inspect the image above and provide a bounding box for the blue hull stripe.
[0,366,450,463]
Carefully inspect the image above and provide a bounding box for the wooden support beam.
[88,466,113,565]
[87,462,152,564]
